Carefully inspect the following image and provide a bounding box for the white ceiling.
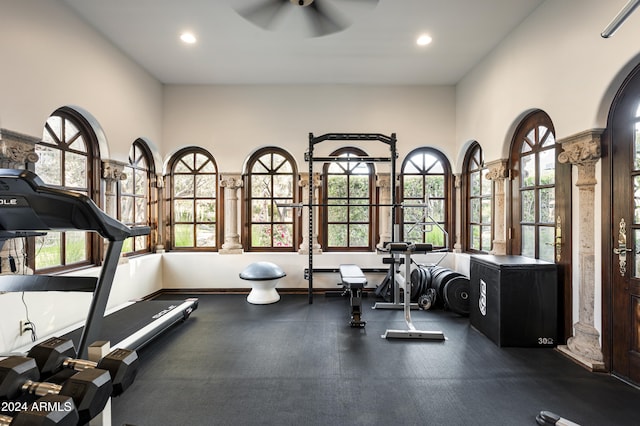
[61,0,544,85]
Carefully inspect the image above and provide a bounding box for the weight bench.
[339,264,367,328]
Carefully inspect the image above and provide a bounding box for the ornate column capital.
[220,174,243,189]
[0,128,40,168]
[102,160,128,181]
[558,129,604,186]
[155,173,165,189]
[298,172,321,188]
[484,159,509,181]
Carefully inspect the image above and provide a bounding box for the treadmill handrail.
[0,168,150,241]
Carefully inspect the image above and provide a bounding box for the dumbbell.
[0,356,112,425]
[28,337,138,396]
[0,394,78,426]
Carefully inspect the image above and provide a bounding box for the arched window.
[168,147,218,250]
[509,111,556,261]
[463,142,492,252]
[34,108,100,271]
[246,147,297,251]
[120,140,154,255]
[322,147,374,251]
[400,147,452,249]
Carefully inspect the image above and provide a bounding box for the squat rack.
[305,132,398,304]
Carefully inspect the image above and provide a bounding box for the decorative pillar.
[485,159,509,255]
[453,173,462,253]
[298,173,322,254]
[154,174,165,253]
[219,174,243,254]
[101,160,127,219]
[376,173,392,249]
[0,128,40,276]
[557,129,605,371]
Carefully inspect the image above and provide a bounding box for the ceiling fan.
[234,0,379,38]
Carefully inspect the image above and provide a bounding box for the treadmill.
[0,168,197,357]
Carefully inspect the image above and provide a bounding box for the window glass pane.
[404,224,423,243]
[521,154,535,187]
[481,171,492,195]
[429,199,445,222]
[173,175,194,198]
[195,174,216,198]
[328,205,347,222]
[65,151,87,188]
[35,233,61,268]
[34,146,62,186]
[122,238,133,254]
[174,158,192,173]
[194,153,209,171]
[425,176,445,198]
[634,229,640,278]
[45,116,62,143]
[635,122,640,171]
[424,226,445,247]
[349,175,369,197]
[470,171,481,196]
[328,224,347,246]
[327,175,347,197]
[134,169,147,196]
[481,226,492,251]
[174,224,194,247]
[540,127,555,147]
[521,225,535,258]
[65,231,87,264]
[135,198,147,223]
[403,176,423,198]
[470,225,480,250]
[521,190,535,222]
[251,200,269,222]
[252,175,270,197]
[277,160,292,173]
[273,224,293,247]
[196,200,216,222]
[481,198,492,223]
[539,226,555,262]
[135,235,147,251]
[252,160,268,173]
[121,196,134,223]
[539,188,555,224]
[539,148,555,185]
[251,225,271,247]
[122,167,134,194]
[470,198,480,223]
[273,174,293,198]
[273,202,293,222]
[174,200,194,222]
[634,176,640,223]
[349,205,369,222]
[349,224,369,246]
[196,224,216,247]
[67,134,86,152]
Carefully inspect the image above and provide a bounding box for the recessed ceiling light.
[180,32,197,44]
[417,34,432,46]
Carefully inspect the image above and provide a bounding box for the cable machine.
[305,132,398,304]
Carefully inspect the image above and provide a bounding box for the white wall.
[0,0,164,163]
[162,84,456,171]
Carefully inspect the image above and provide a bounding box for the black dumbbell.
[0,356,112,425]
[0,394,79,426]
[28,337,138,396]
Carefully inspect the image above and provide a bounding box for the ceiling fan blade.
[235,0,289,31]
[305,1,349,37]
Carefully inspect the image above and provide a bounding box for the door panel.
[610,69,640,385]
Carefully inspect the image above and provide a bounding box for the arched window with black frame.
[245,147,297,251]
[400,147,453,249]
[321,147,375,251]
[463,142,492,252]
[167,147,218,250]
[120,139,154,255]
[33,107,101,272]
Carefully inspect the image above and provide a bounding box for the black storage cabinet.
[469,255,557,347]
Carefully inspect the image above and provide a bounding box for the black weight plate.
[410,268,422,300]
[443,276,471,316]
[423,266,432,289]
[431,269,460,299]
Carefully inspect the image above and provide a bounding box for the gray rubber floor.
[111,294,640,426]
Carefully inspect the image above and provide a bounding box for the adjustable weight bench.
[339,264,367,328]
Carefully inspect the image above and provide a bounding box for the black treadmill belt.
[61,300,190,350]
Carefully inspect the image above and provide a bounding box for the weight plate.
[443,276,471,316]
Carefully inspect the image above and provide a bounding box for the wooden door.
[609,66,640,385]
